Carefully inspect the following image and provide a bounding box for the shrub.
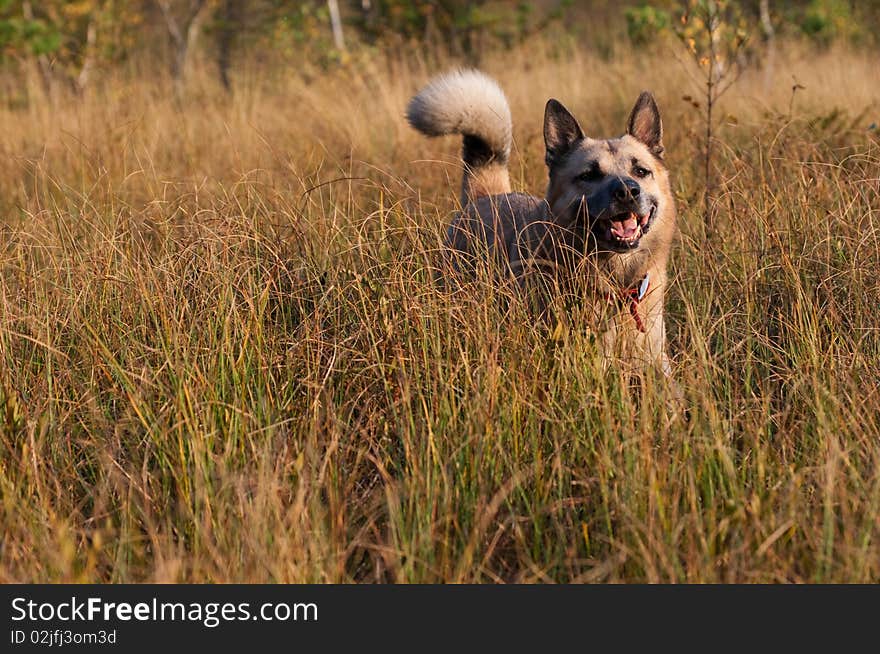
[625,5,672,46]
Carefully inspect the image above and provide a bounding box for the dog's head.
[543,92,670,253]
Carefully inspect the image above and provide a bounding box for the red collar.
[605,273,650,333]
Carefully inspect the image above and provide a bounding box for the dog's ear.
[627,91,664,157]
[544,99,584,167]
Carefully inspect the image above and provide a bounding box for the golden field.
[0,40,878,582]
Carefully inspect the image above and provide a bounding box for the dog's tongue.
[610,213,640,239]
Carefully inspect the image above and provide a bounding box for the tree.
[675,0,748,234]
[1,0,124,97]
[327,0,345,51]
[155,0,210,88]
[215,0,241,91]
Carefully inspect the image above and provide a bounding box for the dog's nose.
[612,179,640,202]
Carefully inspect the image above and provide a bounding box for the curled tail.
[407,69,512,205]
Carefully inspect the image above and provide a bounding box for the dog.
[406,69,677,382]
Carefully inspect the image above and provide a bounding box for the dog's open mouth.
[598,207,654,250]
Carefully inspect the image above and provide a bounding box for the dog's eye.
[633,165,652,179]
[577,167,603,183]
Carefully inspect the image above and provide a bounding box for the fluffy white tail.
[407,70,513,204]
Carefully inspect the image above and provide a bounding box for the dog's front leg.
[642,309,686,415]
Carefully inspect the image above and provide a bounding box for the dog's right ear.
[627,91,664,157]
[544,99,584,168]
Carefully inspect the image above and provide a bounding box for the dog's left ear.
[627,91,664,157]
[544,99,584,168]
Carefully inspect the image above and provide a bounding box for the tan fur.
[408,72,678,386]
[463,161,511,205]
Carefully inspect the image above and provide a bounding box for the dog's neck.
[597,248,652,289]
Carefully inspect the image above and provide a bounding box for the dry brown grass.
[0,40,878,582]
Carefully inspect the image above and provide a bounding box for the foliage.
[351,0,572,58]
[0,2,61,59]
[1,1,880,93]
[799,0,855,45]
[675,0,748,67]
[625,5,671,46]
[0,0,143,81]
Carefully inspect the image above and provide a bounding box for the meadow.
[0,39,878,582]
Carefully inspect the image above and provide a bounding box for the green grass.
[0,42,878,582]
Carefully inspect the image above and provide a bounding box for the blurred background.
[1,1,879,98]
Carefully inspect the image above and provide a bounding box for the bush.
[800,0,856,45]
[625,5,671,46]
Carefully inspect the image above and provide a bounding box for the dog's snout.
[611,179,641,202]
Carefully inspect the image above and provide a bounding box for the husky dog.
[406,70,677,379]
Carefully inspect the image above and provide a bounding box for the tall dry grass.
[0,40,878,582]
